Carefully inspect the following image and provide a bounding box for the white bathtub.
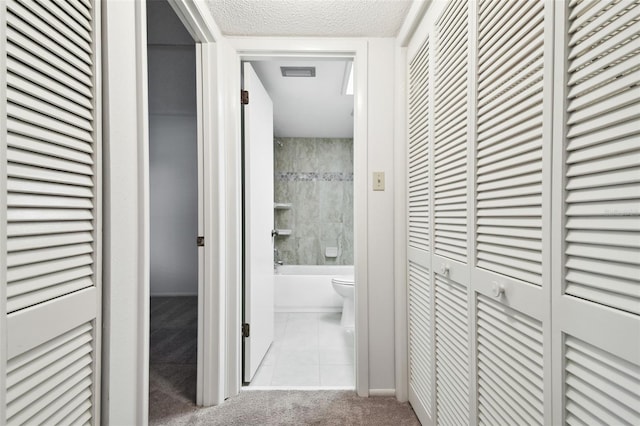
[274,265,354,313]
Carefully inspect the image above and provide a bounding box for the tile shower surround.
[274,137,354,265]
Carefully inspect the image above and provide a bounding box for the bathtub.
[274,265,354,313]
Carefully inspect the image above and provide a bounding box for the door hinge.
[197,236,204,247]
[241,90,249,105]
[242,323,250,338]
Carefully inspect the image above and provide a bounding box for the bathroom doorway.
[242,58,356,388]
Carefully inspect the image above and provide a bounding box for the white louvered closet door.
[1,0,101,424]
[407,36,434,424]
[552,1,640,424]
[472,0,552,424]
[432,0,471,424]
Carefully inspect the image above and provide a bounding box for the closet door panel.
[1,0,102,423]
[473,0,552,424]
[553,1,640,423]
[407,35,435,424]
[432,1,472,424]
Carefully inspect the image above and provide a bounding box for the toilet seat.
[332,276,354,286]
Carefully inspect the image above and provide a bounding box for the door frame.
[160,0,226,407]
[101,1,225,422]
[227,37,370,397]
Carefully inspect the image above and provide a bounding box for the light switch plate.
[373,171,385,191]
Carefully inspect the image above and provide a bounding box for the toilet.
[332,276,355,328]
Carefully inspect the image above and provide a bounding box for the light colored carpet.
[149,297,421,425]
[150,389,421,426]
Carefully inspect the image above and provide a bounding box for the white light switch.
[373,172,385,191]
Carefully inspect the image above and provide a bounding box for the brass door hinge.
[242,323,250,338]
[241,90,249,105]
[197,236,204,247]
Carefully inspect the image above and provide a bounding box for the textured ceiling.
[206,0,413,37]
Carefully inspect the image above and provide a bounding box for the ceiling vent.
[280,66,316,77]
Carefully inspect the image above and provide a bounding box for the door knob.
[440,264,450,277]
[492,282,505,298]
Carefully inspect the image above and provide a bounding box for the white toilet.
[332,276,355,328]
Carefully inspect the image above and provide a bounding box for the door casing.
[227,38,370,397]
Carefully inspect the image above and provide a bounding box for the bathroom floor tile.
[318,328,352,347]
[280,332,319,350]
[275,348,320,366]
[249,312,354,388]
[250,364,274,386]
[319,346,354,365]
[260,345,278,366]
[320,365,354,386]
[271,363,320,386]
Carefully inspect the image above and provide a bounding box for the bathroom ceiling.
[250,59,354,138]
[206,0,413,37]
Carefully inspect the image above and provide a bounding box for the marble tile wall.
[274,137,354,265]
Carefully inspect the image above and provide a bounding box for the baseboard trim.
[369,389,396,397]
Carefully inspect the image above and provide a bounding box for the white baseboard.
[369,389,396,397]
[150,292,198,297]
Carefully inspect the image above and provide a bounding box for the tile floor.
[248,312,355,388]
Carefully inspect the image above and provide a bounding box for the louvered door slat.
[9,133,93,166]
[8,89,93,133]
[9,119,93,155]
[475,0,545,286]
[6,41,93,97]
[476,295,544,425]
[9,278,94,313]
[433,0,468,264]
[8,179,93,199]
[564,336,640,425]
[7,240,93,265]
[408,38,431,253]
[7,0,92,68]
[6,323,94,425]
[8,147,93,176]
[8,74,93,121]
[565,0,640,315]
[7,105,93,143]
[434,273,469,425]
[30,383,92,425]
[408,261,432,417]
[12,0,91,53]
[35,0,93,42]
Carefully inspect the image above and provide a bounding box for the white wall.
[148,46,198,296]
[366,38,397,392]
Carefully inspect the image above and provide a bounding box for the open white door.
[1,0,102,423]
[243,62,275,383]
